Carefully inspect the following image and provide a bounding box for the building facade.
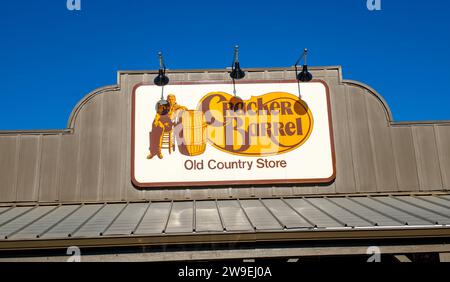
[0,66,449,262]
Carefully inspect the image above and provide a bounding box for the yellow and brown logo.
[198,92,314,156]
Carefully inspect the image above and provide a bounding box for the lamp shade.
[297,65,313,82]
[154,68,170,86]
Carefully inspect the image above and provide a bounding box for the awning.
[1,194,449,250]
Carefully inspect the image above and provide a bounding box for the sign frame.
[131,79,336,188]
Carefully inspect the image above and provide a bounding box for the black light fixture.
[154,51,170,112]
[154,51,169,86]
[229,45,245,111]
[230,45,245,81]
[294,48,313,82]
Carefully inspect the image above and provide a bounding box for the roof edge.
[342,79,394,123]
[117,65,342,76]
[66,84,120,130]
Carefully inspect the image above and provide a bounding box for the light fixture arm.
[230,45,245,96]
[294,48,308,68]
[232,45,239,96]
[159,52,165,100]
[233,45,239,65]
[294,48,313,83]
[154,51,170,99]
[294,48,308,79]
[158,51,166,70]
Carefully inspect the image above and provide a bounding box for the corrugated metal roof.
[133,202,170,235]
[216,200,253,231]
[0,195,449,246]
[195,201,223,232]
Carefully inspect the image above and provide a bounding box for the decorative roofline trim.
[66,85,120,130]
[342,79,394,124]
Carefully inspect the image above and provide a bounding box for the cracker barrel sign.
[199,91,313,156]
[131,80,335,187]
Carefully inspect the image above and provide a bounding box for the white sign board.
[131,80,335,187]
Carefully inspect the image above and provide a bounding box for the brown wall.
[1,67,449,203]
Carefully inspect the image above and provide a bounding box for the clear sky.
[0,0,449,130]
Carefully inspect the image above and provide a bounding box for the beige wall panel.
[330,84,356,194]
[435,125,450,190]
[365,92,398,192]
[99,91,123,201]
[77,95,103,202]
[15,135,40,202]
[412,126,443,191]
[347,86,377,193]
[390,126,420,191]
[0,136,18,202]
[38,135,61,202]
[58,134,79,202]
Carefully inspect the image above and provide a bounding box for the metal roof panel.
[418,196,450,209]
[165,202,193,234]
[0,206,56,239]
[195,201,223,232]
[262,199,312,229]
[284,198,343,228]
[134,202,171,235]
[10,205,80,239]
[329,198,400,226]
[72,203,127,237]
[352,197,430,226]
[217,200,253,232]
[239,200,282,230]
[307,198,371,227]
[0,207,33,227]
[379,197,449,225]
[43,204,104,238]
[103,203,149,236]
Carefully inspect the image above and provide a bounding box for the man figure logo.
[67,0,81,11]
[367,0,381,11]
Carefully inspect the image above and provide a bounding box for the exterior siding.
[412,126,444,191]
[330,85,356,194]
[390,126,420,192]
[347,85,377,193]
[38,134,61,202]
[15,135,40,202]
[435,125,450,190]
[0,67,449,203]
[58,130,80,202]
[365,90,398,192]
[0,136,18,202]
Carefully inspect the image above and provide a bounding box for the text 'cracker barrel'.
[176,110,207,156]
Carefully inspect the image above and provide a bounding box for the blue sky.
[0,0,449,130]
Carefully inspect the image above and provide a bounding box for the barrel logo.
[198,91,314,156]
